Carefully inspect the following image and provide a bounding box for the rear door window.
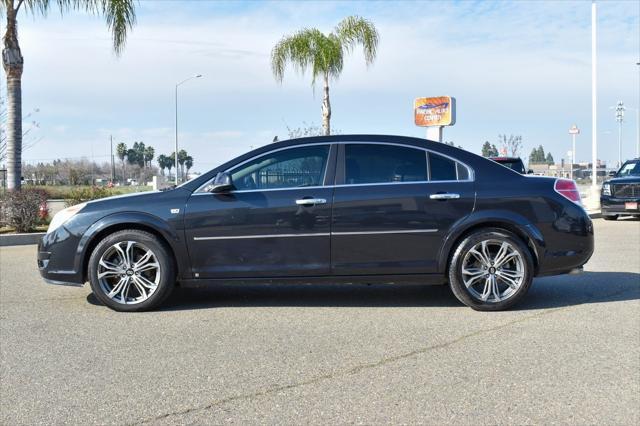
[344,144,427,185]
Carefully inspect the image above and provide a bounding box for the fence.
[257,169,322,188]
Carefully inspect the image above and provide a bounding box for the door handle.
[295,198,327,206]
[429,193,460,200]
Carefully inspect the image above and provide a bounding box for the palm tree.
[131,142,145,168]
[157,154,167,176]
[115,142,127,183]
[185,155,193,179]
[167,152,175,181]
[177,149,188,181]
[271,16,379,136]
[144,146,155,169]
[1,0,137,191]
[126,148,138,179]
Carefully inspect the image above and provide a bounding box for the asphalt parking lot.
[1,218,639,425]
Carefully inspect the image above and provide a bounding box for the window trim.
[194,140,474,194]
[195,143,334,194]
[337,141,474,186]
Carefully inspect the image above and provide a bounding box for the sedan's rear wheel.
[88,230,175,312]
[448,228,534,311]
[602,214,618,221]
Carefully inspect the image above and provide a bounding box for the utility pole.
[615,101,625,167]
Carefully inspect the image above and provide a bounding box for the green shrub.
[0,189,49,233]
[64,186,121,207]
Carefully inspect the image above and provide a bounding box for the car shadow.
[109,271,638,312]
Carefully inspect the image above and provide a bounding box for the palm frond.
[19,0,135,56]
[20,0,51,15]
[271,28,343,87]
[313,33,343,82]
[334,15,379,66]
[98,0,136,56]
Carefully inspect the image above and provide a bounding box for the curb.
[0,232,45,247]
[587,211,602,219]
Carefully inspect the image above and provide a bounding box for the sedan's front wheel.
[88,230,175,312]
[448,228,534,311]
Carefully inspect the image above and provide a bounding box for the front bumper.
[37,231,86,287]
[600,196,640,216]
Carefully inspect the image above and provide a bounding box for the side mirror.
[608,171,616,177]
[527,169,534,174]
[208,172,234,193]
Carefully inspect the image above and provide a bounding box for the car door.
[184,144,336,278]
[331,142,475,275]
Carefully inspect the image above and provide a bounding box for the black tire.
[88,229,175,312]
[448,228,534,311]
[602,214,618,221]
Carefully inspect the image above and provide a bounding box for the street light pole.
[636,106,640,158]
[615,101,625,168]
[174,74,202,185]
[589,1,599,208]
[569,124,580,180]
[110,135,115,183]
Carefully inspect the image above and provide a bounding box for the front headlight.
[47,203,86,234]
[602,184,611,196]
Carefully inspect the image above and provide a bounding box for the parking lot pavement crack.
[132,284,640,425]
[130,303,587,425]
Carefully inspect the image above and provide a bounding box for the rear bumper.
[537,206,594,277]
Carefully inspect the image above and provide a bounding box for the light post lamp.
[614,101,625,168]
[175,74,202,184]
[569,124,580,180]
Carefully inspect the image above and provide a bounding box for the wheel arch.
[77,213,184,283]
[439,213,545,276]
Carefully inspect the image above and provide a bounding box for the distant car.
[600,158,640,220]
[489,157,531,174]
[38,135,594,312]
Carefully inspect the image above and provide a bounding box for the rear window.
[429,153,458,181]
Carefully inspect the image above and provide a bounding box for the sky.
[2,0,639,172]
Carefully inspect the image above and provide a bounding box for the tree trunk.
[3,4,25,191]
[321,74,331,136]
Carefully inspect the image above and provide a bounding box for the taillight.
[554,179,581,204]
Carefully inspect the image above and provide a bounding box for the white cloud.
[10,0,640,167]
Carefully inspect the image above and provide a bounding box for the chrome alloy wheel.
[461,239,525,303]
[97,241,160,305]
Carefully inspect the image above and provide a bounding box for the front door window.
[231,145,330,191]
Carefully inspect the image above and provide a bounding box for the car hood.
[82,187,190,213]
[604,176,640,185]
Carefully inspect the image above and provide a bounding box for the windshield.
[493,159,525,174]
[616,161,640,177]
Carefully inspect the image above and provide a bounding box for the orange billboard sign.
[414,96,456,127]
